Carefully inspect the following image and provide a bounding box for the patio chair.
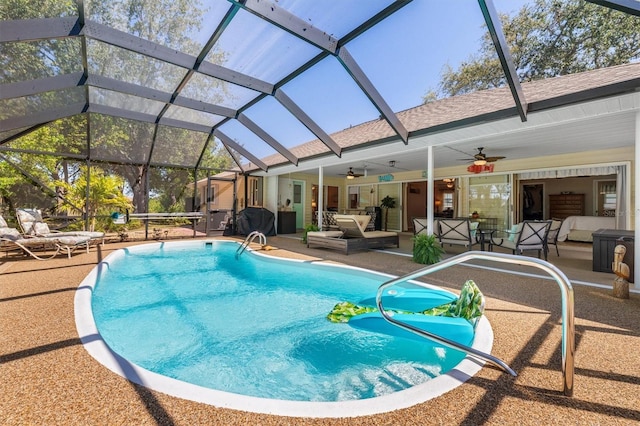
[0,222,90,260]
[412,217,428,237]
[492,220,552,260]
[412,217,439,249]
[16,208,104,246]
[547,219,563,256]
[437,218,478,251]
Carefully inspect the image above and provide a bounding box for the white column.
[427,145,434,235]
[318,166,324,231]
[634,111,639,289]
[264,175,278,214]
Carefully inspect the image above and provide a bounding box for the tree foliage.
[1,0,237,214]
[56,167,132,231]
[429,0,640,99]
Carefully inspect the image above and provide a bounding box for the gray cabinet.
[277,211,296,234]
[592,229,634,283]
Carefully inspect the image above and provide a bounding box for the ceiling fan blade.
[485,156,506,162]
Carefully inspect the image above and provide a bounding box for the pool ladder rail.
[236,231,267,258]
[376,250,575,397]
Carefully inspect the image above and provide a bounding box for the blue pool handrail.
[376,250,575,396]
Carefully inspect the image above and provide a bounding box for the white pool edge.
[74,240,495,418]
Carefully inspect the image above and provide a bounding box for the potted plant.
[302,223,319,243]
[412,233,444,265]
[380,195,396,231]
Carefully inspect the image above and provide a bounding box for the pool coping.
[74,240,494,418]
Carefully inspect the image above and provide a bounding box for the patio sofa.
[306,214,398,255]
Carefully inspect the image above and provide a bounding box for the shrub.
[302,223,319,243]
[412,233,444,265]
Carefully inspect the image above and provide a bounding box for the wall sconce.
[443,178,455,189]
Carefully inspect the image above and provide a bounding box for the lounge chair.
[0,217,90,260]
[307,214,398,255]
[16,208,105,247]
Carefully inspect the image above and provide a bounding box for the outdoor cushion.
[333,214,371,230]
[16,208,105,241]
[307,231,344,238]
[0,227,21,240]
[470,221,479,238]
[508,224,521,241]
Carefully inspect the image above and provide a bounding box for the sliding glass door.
[468,175,511,231]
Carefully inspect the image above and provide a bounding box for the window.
[207,184,217,206]
[596,180,616,216]
[443,192,454,210]
[469,175,510,231]
[248,177,263,207]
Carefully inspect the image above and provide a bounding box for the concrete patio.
[1,234,639,425]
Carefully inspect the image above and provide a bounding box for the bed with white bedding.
[557,216,616,242]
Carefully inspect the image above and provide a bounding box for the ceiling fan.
[340,167,365,179]
[459,147,506,165]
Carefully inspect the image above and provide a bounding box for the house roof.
[1,1,639,177]
[253,62,640,173]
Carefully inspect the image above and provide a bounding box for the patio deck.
[1,235,639,425]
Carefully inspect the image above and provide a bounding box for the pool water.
[79,240,492,415]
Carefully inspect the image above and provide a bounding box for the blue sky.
[231,0,533,159]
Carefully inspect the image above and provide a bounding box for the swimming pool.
[75,240,493,417]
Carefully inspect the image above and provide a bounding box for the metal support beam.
[213,129,268,171]
[0,103,86,132]
[237,113,299,165]
[85,159,91,230]
[83,20,274,94]
[478,0,528,122]
[337,46,409,144]
[274,89,342,157]
[586,0,640,16]
[0,72,85,100]
[0,17,80,42]
[236,0,339,53]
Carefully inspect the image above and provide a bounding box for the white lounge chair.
[16,208,104,247]
[0,216,90,260]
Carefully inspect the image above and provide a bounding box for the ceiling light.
[443,178,455,189]
[474,159,487,166]
[346,174,355,180]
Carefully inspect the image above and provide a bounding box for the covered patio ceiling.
[1,0,639,177]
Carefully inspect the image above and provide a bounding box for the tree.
[0,115,88,212]
[2,0,235,214]
[82,0,232,213]
[427,0,640,99]
[380,195,396,231]
[56,167,132,231]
